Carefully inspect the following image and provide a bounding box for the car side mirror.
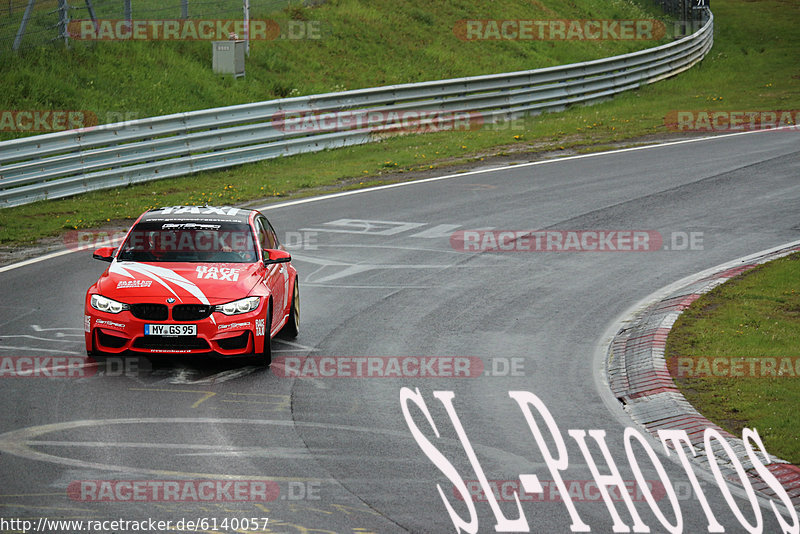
[263,249,291,266]
[92,246,116,262]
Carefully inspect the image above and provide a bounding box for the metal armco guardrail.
[0,11,713,208]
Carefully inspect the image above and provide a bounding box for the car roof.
[139,206,254,224]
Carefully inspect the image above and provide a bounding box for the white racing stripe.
[109,262,210,305]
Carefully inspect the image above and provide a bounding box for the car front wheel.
[278,279,299,339]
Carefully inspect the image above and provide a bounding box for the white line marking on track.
[0,127,793,275]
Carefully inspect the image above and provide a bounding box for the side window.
[257,217,276,250]
[267,220,280,248]
[256,218,269,251]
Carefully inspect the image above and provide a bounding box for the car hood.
[97,261,262,304]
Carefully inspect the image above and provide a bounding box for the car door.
[256,216,287,333]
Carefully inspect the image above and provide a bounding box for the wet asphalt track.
[0,128,798,533]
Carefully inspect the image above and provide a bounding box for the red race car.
[84,206,299,365]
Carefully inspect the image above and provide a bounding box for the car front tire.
[278,279,299,339]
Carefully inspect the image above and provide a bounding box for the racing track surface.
[0,129,798,533]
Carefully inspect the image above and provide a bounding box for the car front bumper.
[84,302,267,356]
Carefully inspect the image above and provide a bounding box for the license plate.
[144,324,197,336]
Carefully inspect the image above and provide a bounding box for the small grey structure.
[212,40,246,78]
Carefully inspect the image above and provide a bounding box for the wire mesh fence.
[1,0,706,54]
[0,0,292,53]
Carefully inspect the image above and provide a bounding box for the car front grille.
[133,336,210,351]
[130,303,169,321]
[172,304,214,321]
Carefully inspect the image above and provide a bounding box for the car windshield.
[116,221,258,263]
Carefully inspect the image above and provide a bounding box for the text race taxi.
[84,206,299,364]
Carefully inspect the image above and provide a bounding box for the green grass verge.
[0,0,797,249]
[665,253,800,465]
[0,0,668,137]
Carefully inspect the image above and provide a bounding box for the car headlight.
[90,294,130,314]
[215,296,260,315]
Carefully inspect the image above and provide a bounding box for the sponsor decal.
[162,223,221,230]
[84,314,91,333]
[116,280,153,289]
[95,319,126,330]
[195,266,241,281]
[255,318,266,337]
[218,322,252,331]
[272,356,483,378]
[68,480,279,502]
[154,206,240,216]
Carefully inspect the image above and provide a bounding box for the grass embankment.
[666,253,800,464]
[0,0,798,247]
[1,0,667,136]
